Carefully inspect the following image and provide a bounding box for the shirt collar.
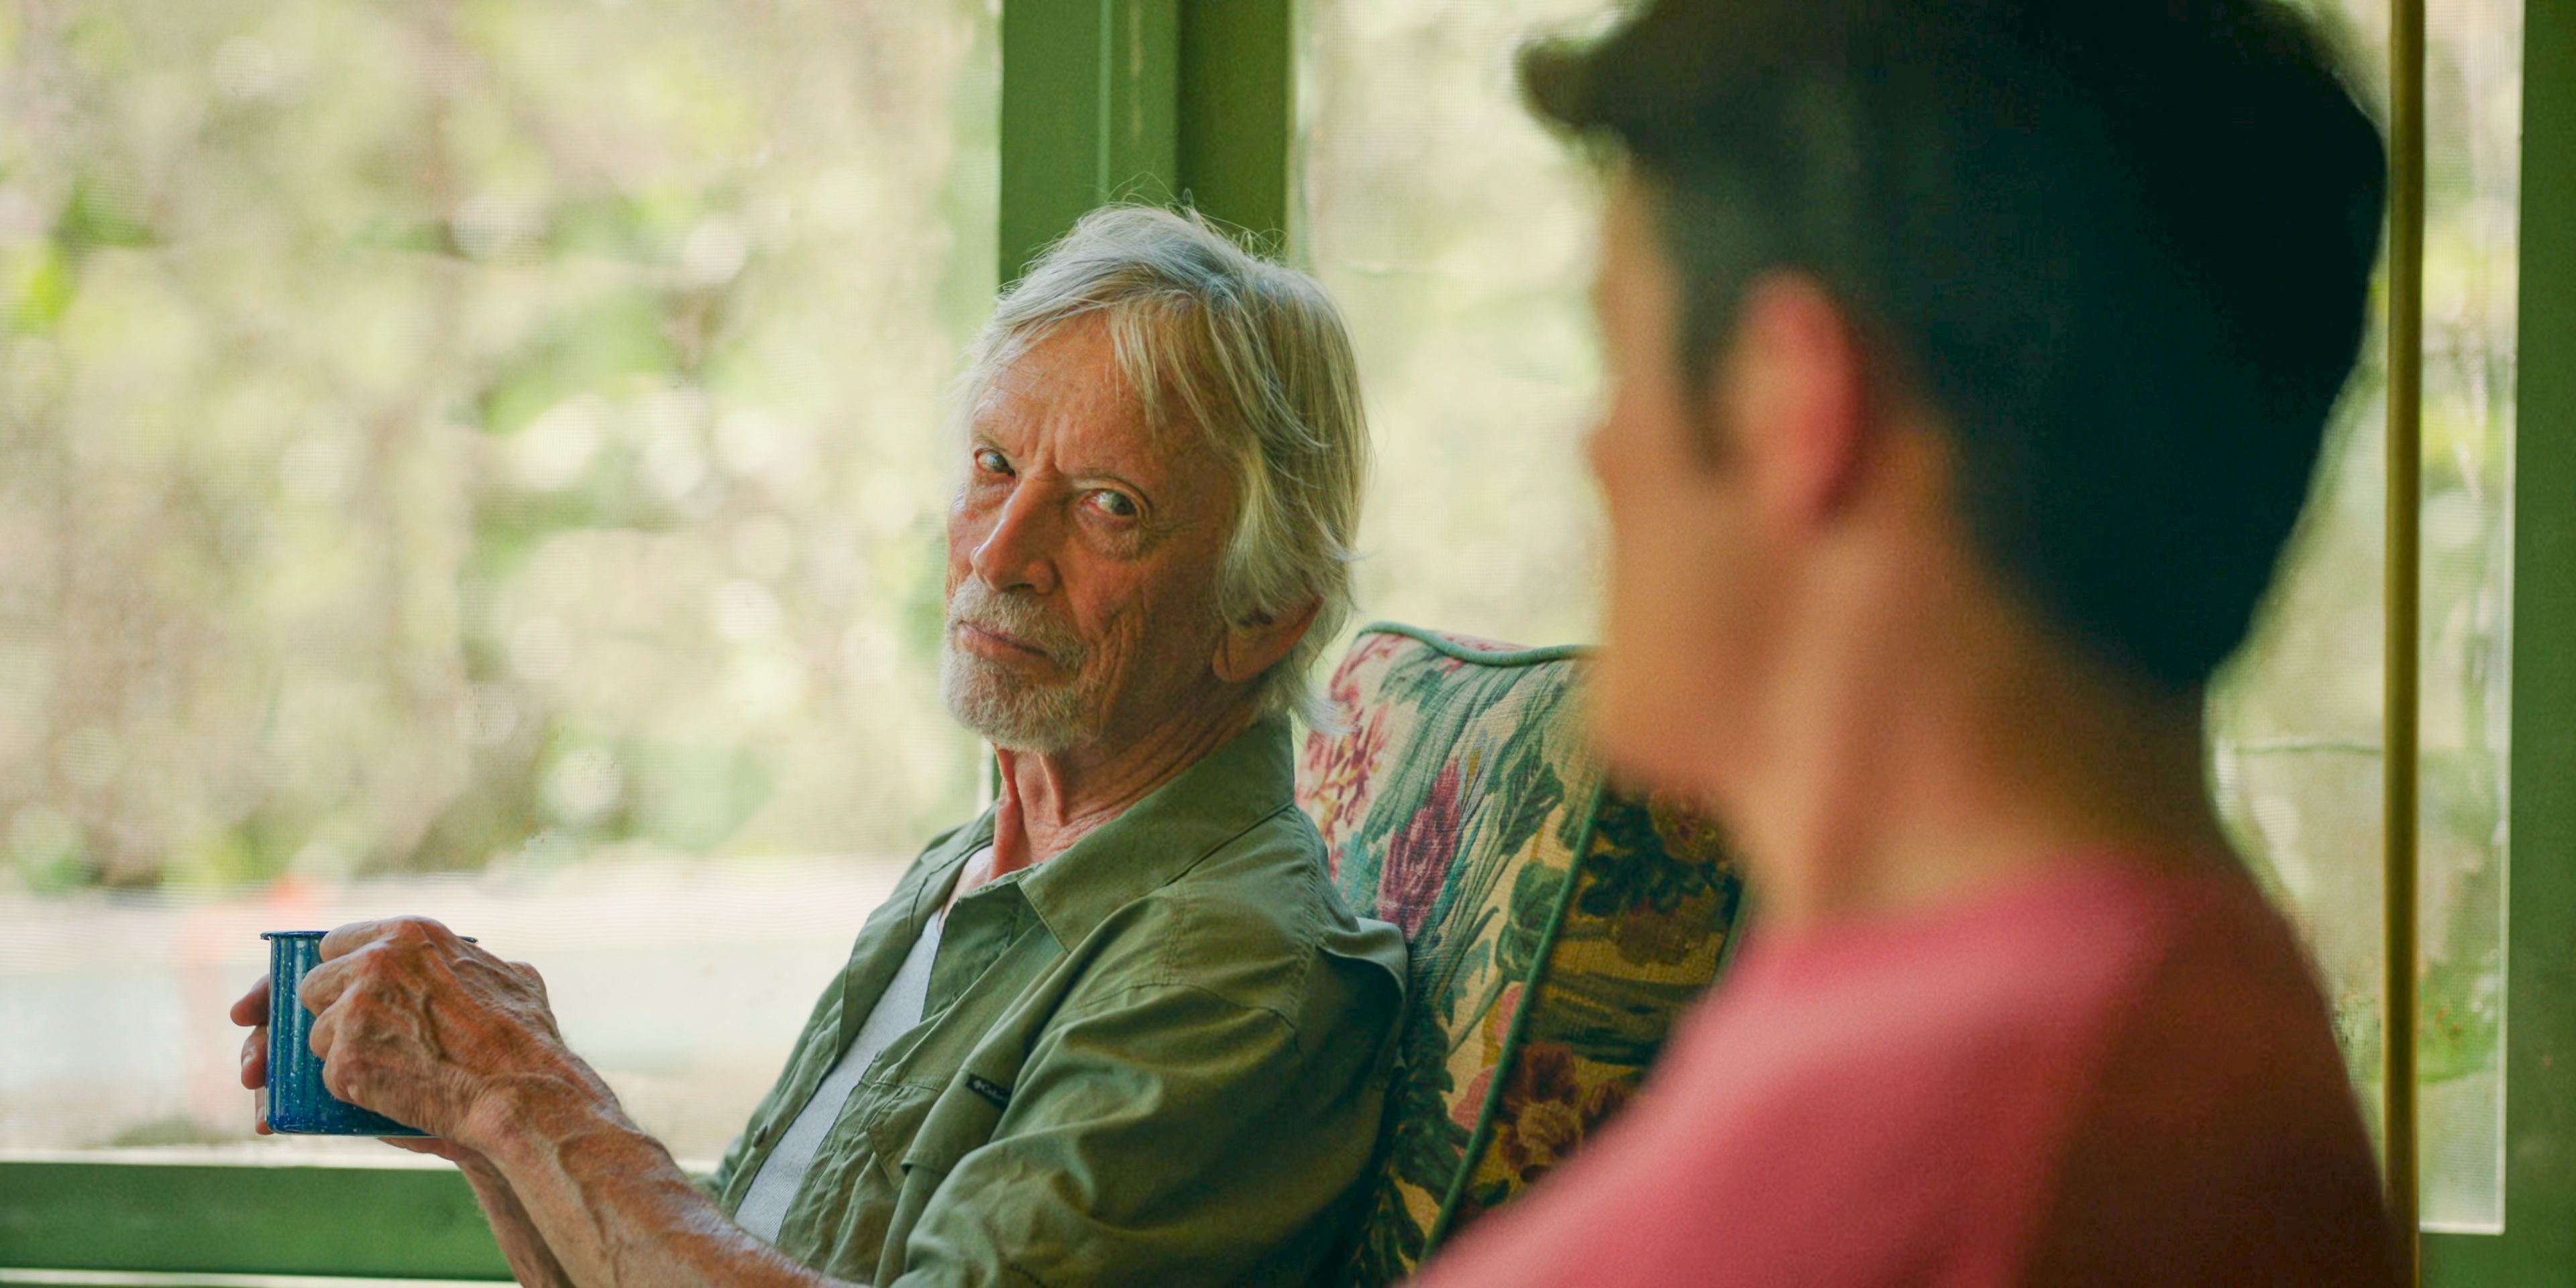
[949,715,1296,950]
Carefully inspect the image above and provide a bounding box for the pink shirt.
[1413,859,2402,1287]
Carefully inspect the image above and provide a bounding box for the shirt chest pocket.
[875,1071,1011,1185]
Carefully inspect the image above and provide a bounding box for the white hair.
[953,205,1370,728]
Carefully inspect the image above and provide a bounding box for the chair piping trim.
[1713,869,1757,979]
[1421,769,1613,1252]
[1352,621,1591,669]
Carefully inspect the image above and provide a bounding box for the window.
[2208,0,2520,1230]
[0,0,997,1167]
[5,0,2565,1279]
[1297,0,1614,650]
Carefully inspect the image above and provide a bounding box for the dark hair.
[1523,0,2387,692]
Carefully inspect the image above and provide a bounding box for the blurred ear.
[1212,595,1321,687]
[1717,272,1870,533]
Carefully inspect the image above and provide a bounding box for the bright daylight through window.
[0,0,996,1164]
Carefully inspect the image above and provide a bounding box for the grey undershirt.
[735,894,950,1248]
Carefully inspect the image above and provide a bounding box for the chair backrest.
[1297,623,1749,1285]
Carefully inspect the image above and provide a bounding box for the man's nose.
[968,483,1061,596]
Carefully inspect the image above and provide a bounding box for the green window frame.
[2,1,2569,1282]
[2418,3,2576,1280]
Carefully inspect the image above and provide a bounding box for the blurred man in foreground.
[231,206,1405,1285]
[1416,1,2403,1283]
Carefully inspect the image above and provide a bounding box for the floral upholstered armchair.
[1297,623,1750,1285]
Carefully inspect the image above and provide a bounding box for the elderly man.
[229,207,1405,1285]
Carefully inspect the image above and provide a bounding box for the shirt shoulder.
[1073,804,1405,1038]
[2017,873,2402,1285]
[1416,859,2379,1287]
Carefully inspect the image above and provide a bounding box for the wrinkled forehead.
[970,308,1216,448]
[964,313,1238,509]
[976,317,1128,419]
[979,311,1123,402]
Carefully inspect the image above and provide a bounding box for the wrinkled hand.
[289,916,588,1148]
[232,973,451,1150]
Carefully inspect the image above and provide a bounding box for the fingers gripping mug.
[260,929,470,1136]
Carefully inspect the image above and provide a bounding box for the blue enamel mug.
[260,929,470,1136]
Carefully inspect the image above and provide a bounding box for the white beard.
[938,578,1100,752]
[938,643,1093,753]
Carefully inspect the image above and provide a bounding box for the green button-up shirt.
[706,718,1407,1285]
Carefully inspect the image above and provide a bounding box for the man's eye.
[1088,490,1138,519]
[973,448,1011,476]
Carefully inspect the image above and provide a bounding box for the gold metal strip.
[2384,0,2427,1275]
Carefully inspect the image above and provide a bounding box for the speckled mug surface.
[260,930,427,1136]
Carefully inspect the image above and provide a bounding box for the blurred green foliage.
[1300,0,1616,655]
[0,0,999,888]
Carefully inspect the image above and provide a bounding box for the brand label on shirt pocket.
[898,1073,1011,1178]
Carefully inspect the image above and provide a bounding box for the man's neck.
[986,697,1258,879]
[1727,545,2238,933]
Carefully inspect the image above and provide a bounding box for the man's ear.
[1213,595,1323,687]
[1717,272,1869,531]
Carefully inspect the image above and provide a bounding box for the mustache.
[945,580,1086,667]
